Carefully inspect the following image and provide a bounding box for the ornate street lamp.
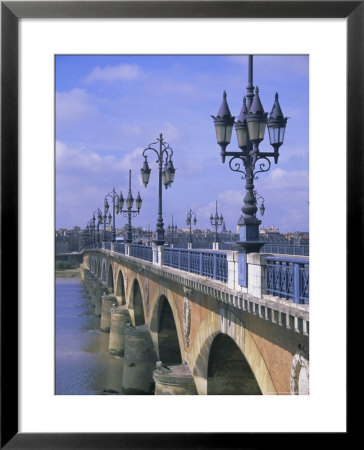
[212,54,288,253]
[104,187,124,243]
[210,200,224,245]
[92,208,103,243]
[85,219,95,245]
[186,209,197,246]
[117,169,142,243]
[253,190,265,216]
[167,216,178,246]
[84,223,90,246]
[101,207,112,242]
[141,133,176,245]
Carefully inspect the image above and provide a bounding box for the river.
[55,277,124,395]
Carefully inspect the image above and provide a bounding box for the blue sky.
[56,54,308,233]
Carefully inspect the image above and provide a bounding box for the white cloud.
[56,141,143,175]
[261,167,308,191]
[56,89,97,120]
[56,88,98,122]
[84,63,145,84]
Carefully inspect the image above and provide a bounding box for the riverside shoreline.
[55,268,80,278]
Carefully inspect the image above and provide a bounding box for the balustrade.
[164,247,228,282]
[82,245,309,303]
[114,242,125,254]
[262,244,309,256]
[265,256,309,304]
[130,244,153,262]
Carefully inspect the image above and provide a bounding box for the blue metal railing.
[130,244,153,262]
[164,247,228,282]
[265,256,309,304]
[262,244,309,256]
[114,243,125,254]
[83,243,102,250]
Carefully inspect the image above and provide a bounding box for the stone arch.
[149,295,183,365]
[97,259,101,277]
[107,263,114,293]
[190,307,276,395]
[207,333,262,395]
[149,293,185,364]
[129,279,145,326]
[101,260,107,282]
[115,269,126,305]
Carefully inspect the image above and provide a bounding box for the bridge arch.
[149,294,183,365]
[207,333,262,395]
[129,279,145,326]
[107,263,114,293]
[101,260,107,282]
[97,259,101,277]
[115,269,126,305]
[190,308,276,395]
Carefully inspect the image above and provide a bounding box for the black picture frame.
[1,1,358,448]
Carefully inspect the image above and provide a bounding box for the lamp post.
[117,169,142,243]
[212,54,287,255]
[167,216,177,247]
[186,209,197,248]
[253,190,265,216]
[101,208,111,242]
[86,219,94,245]
[104,188,123,242]
[92,208,103,243]
[141,133,176,245]
[84,224,90,246]
[210,201,224,249]
[146,224,153,245]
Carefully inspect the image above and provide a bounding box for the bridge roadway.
[80,244,309,395]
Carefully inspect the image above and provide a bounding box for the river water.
[55,278,124,395]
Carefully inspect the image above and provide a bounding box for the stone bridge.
[80,244,309,395]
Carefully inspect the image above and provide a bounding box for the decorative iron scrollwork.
[253,156,271,180]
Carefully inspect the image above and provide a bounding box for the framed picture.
[2,0,358,447]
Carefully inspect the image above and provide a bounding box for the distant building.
[236,215,245,234]
[55,226,86,253]
[259,226,288,244]
[285,231,309,246]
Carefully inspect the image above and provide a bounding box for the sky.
[55,54,309,234]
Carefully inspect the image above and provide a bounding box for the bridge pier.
[80,264,85,282]
[94,285,108,317]
[100,294,117,332]
[121,323,157,395]
[90,281,102,306]
[89,280,100,306]
[153,362,197,395]
[109,305,130,356]
[85,271,97,297]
